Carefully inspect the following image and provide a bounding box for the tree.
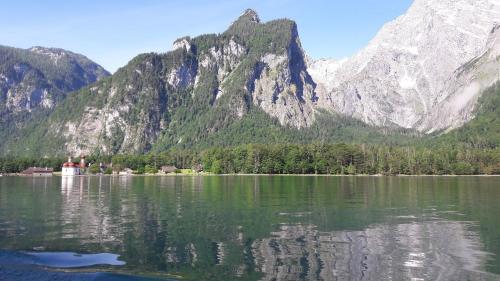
[89,164,100,174]
[145,165,158,174]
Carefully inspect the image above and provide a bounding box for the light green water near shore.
[0,176,499,280]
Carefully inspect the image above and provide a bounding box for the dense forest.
[200,144,500,175]
[1,143,498,175]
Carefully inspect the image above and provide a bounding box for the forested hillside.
[0,45,109,154]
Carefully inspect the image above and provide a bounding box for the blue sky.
[0,0,413,73]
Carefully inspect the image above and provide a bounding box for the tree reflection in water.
[0,175,498,280]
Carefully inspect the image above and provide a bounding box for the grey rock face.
[0,45,109,114]
[49,12,321,155]
[309,0,500,131]
[417,25,500,133]
[2,66,52,112]
[248,28,318,128]
[62,54,167,155]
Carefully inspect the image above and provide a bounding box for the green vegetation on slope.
[0,45,110,155]
[431,81,500,149]
[0,45,109,92]
[152,108,419,151]
[0,13,498,161]
[0,14,320,156]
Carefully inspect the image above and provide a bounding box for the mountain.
[2,2,499,157]
[2,9,329,156]
[308,0,500,131]
[0,45,109,114]
[432,81,500,149]
[0,45,110,150]
[417,25,500,133]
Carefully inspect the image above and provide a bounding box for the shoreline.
[1,173,499,177]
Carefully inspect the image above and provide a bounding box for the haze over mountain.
[1,0,499,156]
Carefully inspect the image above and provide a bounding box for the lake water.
[0,176,499,281]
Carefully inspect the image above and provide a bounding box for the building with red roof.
[62,157,81,176]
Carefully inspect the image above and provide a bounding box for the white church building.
[62,157,85,176]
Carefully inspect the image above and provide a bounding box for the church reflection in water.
[59,176,120,247]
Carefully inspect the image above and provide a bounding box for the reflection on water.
[0,176,499,280]
[27,251,125,268]
[0,250,168,281]
[252,221,493,281]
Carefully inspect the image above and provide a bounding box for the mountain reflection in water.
[252,221,493,281]
[0,175,499,281]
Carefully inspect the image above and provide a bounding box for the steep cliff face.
[309,0,500,130]
[0,46,109,114]
[223,9,318,128]
[61,53,170,154]
[249,42,317,128]
[417,25,500,133]
[18,10,318,155]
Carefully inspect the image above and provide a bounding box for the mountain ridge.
[0,45,109,112]
[1,2,499,157]
[0,45,110,155]
[1,11,322,156]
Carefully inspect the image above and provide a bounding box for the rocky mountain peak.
[28,46,70,63]
[29,46,66,54]
[3,8,323,155]
[236,9,260,24]
[172,36,192,51]
[4,4,499,156]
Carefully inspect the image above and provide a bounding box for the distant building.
[62,157,81,176]
[20,167,53,176]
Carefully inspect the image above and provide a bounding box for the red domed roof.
[62,157,80,168]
